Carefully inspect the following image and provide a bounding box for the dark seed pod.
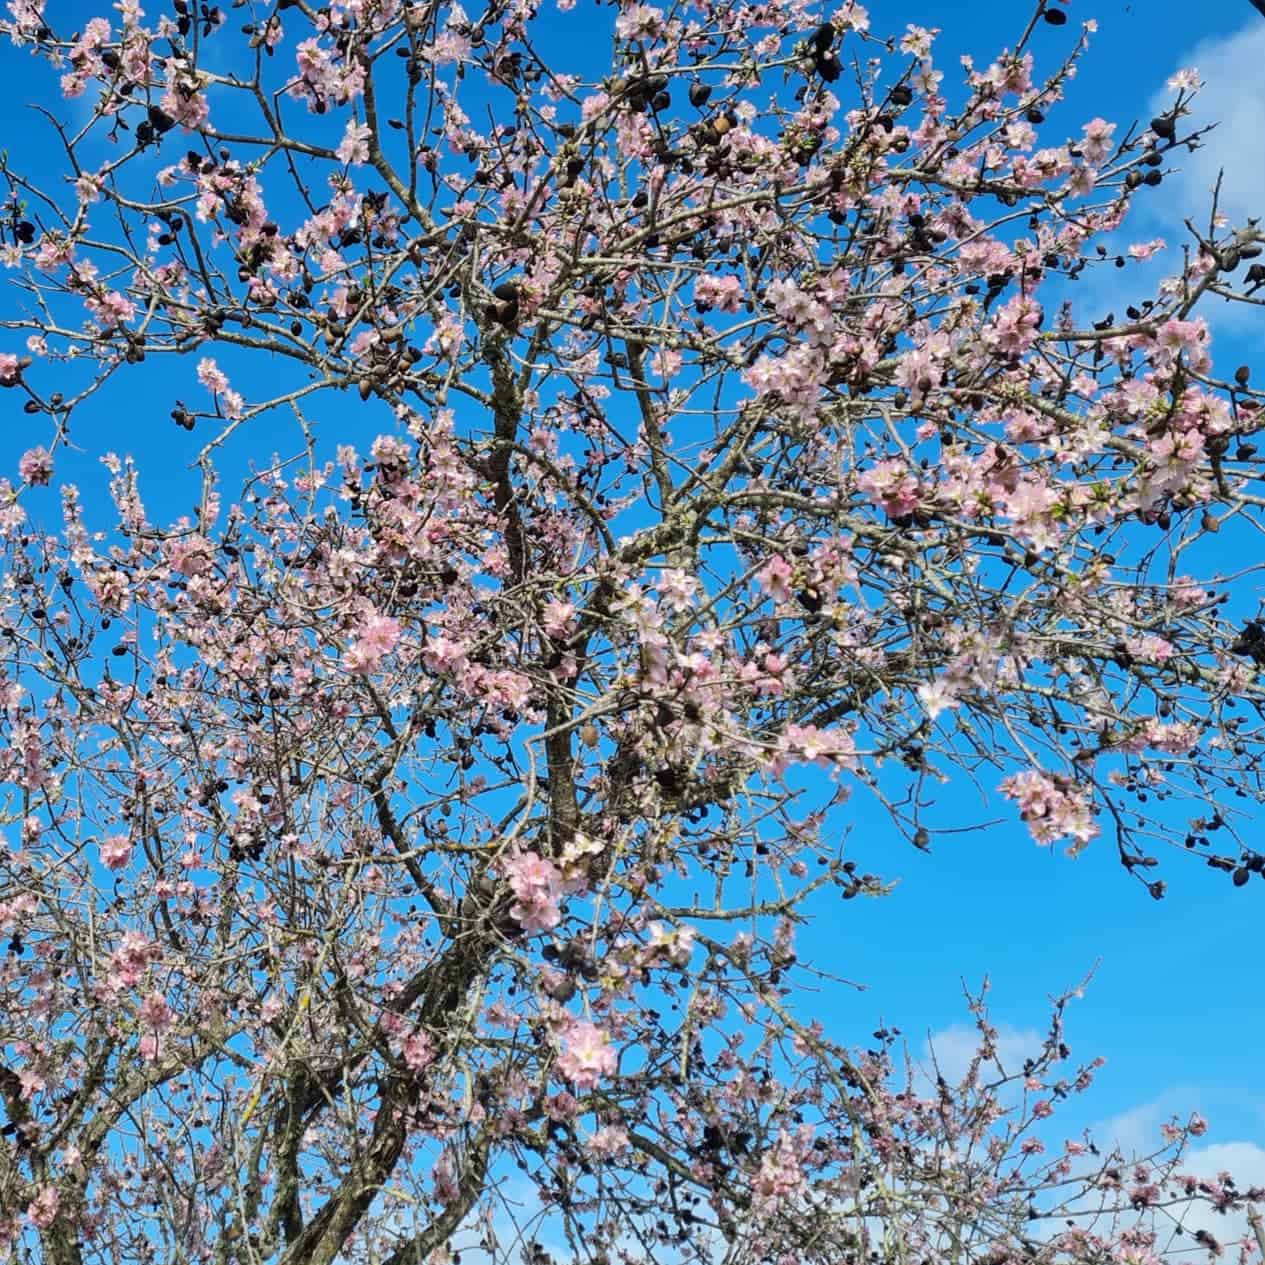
[688,81,711,108]
[492,281,519,302]
[815,53,840,82]
[890,84,913,107]
[1149,115,1176,140]
[147,104,176,133]
[1235,365,1250,387]
[1233,866,1250,887]
[1041,6,1067,24]
[812,21,834,51]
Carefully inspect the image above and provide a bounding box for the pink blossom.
[160,84,209,131]
[343,611,401,675]
[752,1133,803,1209]
[694,274,743,314]
[557,1018,617,1089]
[1153,319,1209,370]
[400,1031,434,1072]
[999,769,1098,853]
[585,1124,629,1155]
[17,447,52,486]
[774,724,857,775]
[336,120,372,165]
[431,1150,459,1203]
[99,835,133,871]
[197,357,230,395]
[1080,117,1116,165]
[84,289,135,330]
[857,459,921,518]
[757,555,794,603]
[138,991,174,1062]
[614,3,664,38]
[422,633,468,674]
[542,599,576,638]
[988,296,1043,356]
[505,850,563,933]
[916,678,960,720]
[25,1185,58,1230]
[139,991,173,1033]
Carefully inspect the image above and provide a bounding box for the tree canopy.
[0,0,1263,1263]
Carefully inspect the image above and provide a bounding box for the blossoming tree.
[0,0,1264,1261]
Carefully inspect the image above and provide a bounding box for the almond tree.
[0,0,1263,1262]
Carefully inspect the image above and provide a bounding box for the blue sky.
[2,0,1265,1203]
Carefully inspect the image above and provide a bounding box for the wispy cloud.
[1064,18,1265,336]
[1094,1093,1265,1251]
[1149,20,1265,232]
[922,1021,1046,1085]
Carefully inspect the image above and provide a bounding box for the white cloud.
[922,1021,1045,1086]
[1169,1141,1265,1251]
[1094,1096,1265,1254]
[1060,20,1265,337]
[1149,21,1265,233]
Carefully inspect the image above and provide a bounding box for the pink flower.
[916,678,960,720]
[161,85,210,131]
[343,612,401,675]
[505,850,563,933]
[197,357,230,394]
[25,1185,58,1230]
[1153,319,1209,370]
[0,353,22,385]
[752,1133,803,1209]
[694,275,743,314]
[17,447,52,486]
[401,1031,435,1072]
[756,555,794,604]
[139,991,173,1033]
[988,296,1043,356]
[1080,117,1116,165]
[99,835,133,871]
[857,458,920,518]
[557,1018,617,1089]
[542,599,575,639]
[999,769,1098,853]
[336,120,371,165]
[138,991,173,1062]
[432,1150,459,1203]
[422,633,468,674]
[585,1124,629,1155]
[613,3,663,38]
[776,724,856,773]
[84,289,135,330]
